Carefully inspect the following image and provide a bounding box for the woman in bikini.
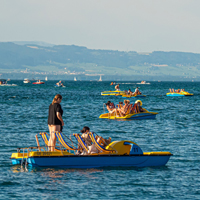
[118,100,130,116]
[106,101,117,114]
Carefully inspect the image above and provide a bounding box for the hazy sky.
[1,0,200,52]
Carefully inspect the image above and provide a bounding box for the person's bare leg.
[50,125,60,151]
[48,125,52,151]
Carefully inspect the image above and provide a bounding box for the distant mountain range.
[0,42,200,80]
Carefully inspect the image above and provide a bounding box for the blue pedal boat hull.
[27,154,171,168]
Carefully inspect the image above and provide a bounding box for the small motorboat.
[55,80,65,87]
[101,91,126,96]
[23,78,30,83]
[0,79,17,86]
[0,79,7,85]
[137,81,150,85]
[10,132,172,168]
[32,80,45,84]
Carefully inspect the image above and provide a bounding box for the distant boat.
[45,76,48,81]
[23,78,30,83]
[99,75,102,81]
[32,80,45,84]
[137,81,150,85]
[7,78,11,81]
[0,79,17,86]
[74,77,77,81]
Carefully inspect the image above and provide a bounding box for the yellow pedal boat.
[10,132,172,168]
[122,94,146,98]
[166,91,193,96]
[101,91,126,96]
[99,108,158,120]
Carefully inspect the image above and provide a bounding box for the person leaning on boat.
[48,94,64,151]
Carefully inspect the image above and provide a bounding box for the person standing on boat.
[48,94,64,151]
[115,84,120,91]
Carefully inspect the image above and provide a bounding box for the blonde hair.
[52,94,62,105]
[124,100,130,104]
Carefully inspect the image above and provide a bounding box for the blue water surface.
[0,80,200,199]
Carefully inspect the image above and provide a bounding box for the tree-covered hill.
[0,42,200,78]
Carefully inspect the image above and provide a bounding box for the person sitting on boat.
[118,100,131,116]
[106,101,116,114]
[78,126,112,154]
[115,84,120,91]
[127,89,133,96]
[88,134,112,154]
[56,80,62,86]
[81,126,91,144]
[133,87,141,95]
[96,136,112,148]
[116,101,123,109]
[76,126,93,155]
[135,100,144,113]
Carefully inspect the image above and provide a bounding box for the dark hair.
[80,126,90,133]
[106,101,111,106]
[119,102,123,104]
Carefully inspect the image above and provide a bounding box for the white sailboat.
[45,76,48,81]
[99,75,102,81]
[74,77,77,81]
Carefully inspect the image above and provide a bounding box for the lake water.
[0,80,200,199]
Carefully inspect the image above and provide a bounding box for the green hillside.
[0,42,200,79]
